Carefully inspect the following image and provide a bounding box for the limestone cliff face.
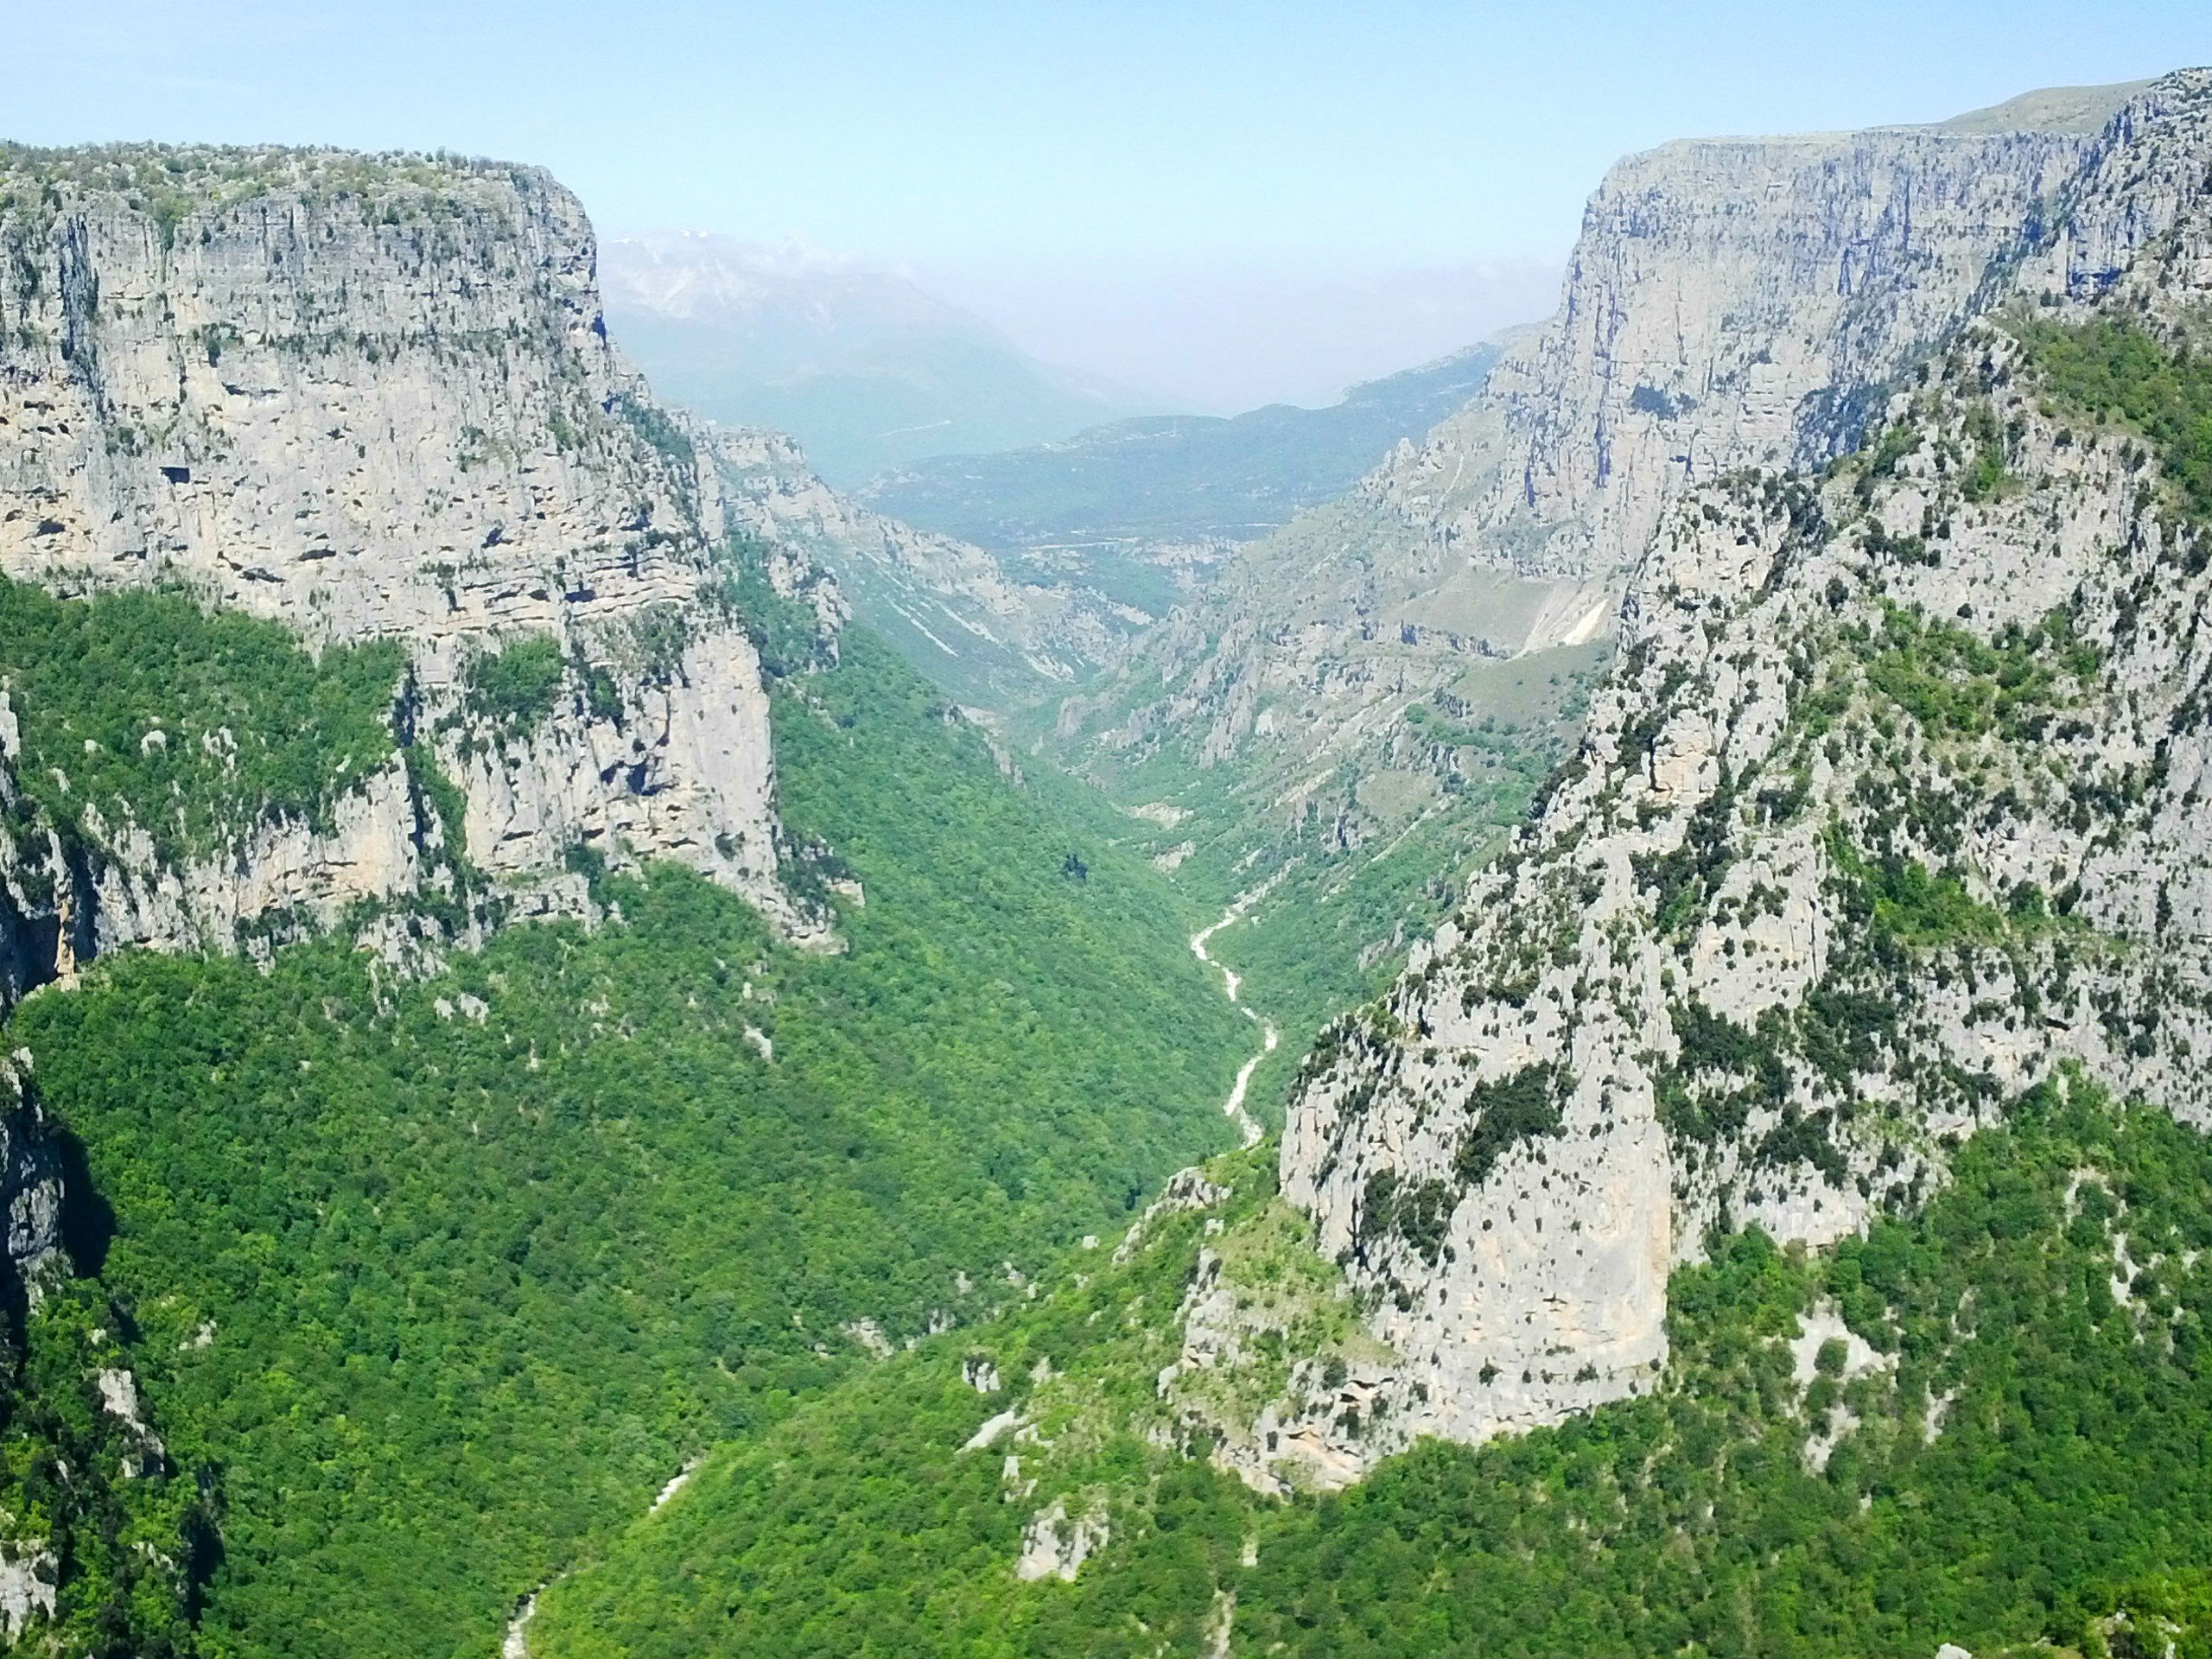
[1249,69,2212,1486]
[1057,77,2169,882]
[0,145,834,994]
[0,702,429,994]
[1376,120,2099,585]
[1370,75,2183,598]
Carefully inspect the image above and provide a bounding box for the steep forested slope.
[0,571,1253,1656]
[531,1074,2212,1659]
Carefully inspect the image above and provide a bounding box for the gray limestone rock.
[1253,69,2212,1482]
[0,145,855,1001]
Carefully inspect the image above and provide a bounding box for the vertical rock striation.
[0,1051,63,1303]
[0,145,841,995]
[1243,68,2212,1487]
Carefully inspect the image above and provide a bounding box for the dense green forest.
[534,1071,2212,1659]
[0,577,1255,1656]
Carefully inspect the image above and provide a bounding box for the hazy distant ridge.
[601,232,1143,485]
[860,340,1512,556]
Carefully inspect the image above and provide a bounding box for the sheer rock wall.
[1246,69,2212,1488]
[0,146,836,994]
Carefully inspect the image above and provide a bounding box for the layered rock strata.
[0,144,836,995]
[1244,68,2212,1484]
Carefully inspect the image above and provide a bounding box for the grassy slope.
[0,587,1253,1656]
[534,1076,2212,1659]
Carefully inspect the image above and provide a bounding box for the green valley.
[0,574,1255,1656]
[2,50,2209,1659]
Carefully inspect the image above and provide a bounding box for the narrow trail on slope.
[504,1458,702,1655]
[1191,880,1284,1149]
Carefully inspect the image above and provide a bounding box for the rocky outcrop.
[0,1546,55,1643]
[1013,1494,1110,1582]
[0,144,840,997]
[1251,68,2212,1484]
[0,1052,64,1304]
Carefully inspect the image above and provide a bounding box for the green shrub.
[461,635,565,741]
[1453,1061,1570,1186]
[1865,603,2089,742]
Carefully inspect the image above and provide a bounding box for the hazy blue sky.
[11,2,2208,406]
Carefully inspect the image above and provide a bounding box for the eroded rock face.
[1,753,430,982]
[1259,70,2212,1484]
[0,1053,66,1300]
[0,145,836,994]
[1057,76,2184,880]
[0,1543,55,1644]
[1014,1494,1110,1582]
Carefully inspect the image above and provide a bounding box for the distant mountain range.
[858,339,1516,560]
[602,236,1539,705]
[600,233,1146,486]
